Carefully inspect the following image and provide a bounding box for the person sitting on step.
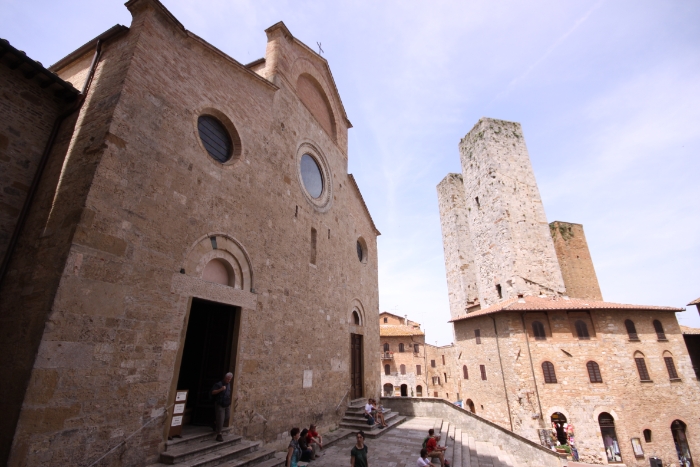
[425,428,449,467]
[417,448,436,467]
[369,399,387,428]
[307,423,323,457]
[298,428,314,462]
[286,427,302,467]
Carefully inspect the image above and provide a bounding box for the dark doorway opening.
[400,384,408,397]
[551,412,569,446]
[350,334,364,399]
[599,412,622,463]
[672,420,693,467]
[466,399,476,413]
[177,298,239,427]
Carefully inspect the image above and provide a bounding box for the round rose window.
[300,154,323,198]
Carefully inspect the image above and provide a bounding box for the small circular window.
[300,154,323,198]
[198,115,232,163]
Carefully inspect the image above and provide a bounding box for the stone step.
[468,436,479,467]
[453,428,462,467]
[217,447,276,467]
[348,397,367,407]
[166,427,235,449]
[161,433,243,464]
[461,432,471,467]
[161,440,261,467]
[342,408,393,419]
[338,414,407,438]
[445,424,456,465]
[339,411,399,430]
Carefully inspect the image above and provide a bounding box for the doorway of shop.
[400,384,408,397]
[176,298,239,427]
[551,413,569,446]
[672,420,693,467]
[599,413,622,463]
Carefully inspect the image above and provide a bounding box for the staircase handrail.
[335,388,351,414]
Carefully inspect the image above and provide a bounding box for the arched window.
[663,352,679,380]
[352,310,360,325]
[532,321,546,340]
[634,352,651,381]
[399,343,405,353]
[416,385,423,397]
[463,365,469,380]
[575,320,590,340]
[466,399,475,413]
[643,429,652,443]
[542,361,557,383]
[599,413,622,463]
[383,383,393,397]
[653,320,666,340]
[384,364,390,376]
[383,343,389,352]
[624,319,638,340]
[587,361,603,383]
[400,364,406,375]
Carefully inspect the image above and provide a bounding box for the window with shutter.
[416,365,421,375]
[197,115,233,163]
[384,364,390,376]
[414,344,419,353]
[624,319,638,340]
[431,360,436,368]
[400,364,406,375]
[635,357,651,381]
[383,343,389,352]
[480,365,487,380]
[575,320,590,340]
[542,361,557,383]
[653,320,666,340]
[399,343,405,352]
[532,321,546,340]
[587,361,603,383]
[664,356,679,379]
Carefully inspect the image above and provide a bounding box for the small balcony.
[381,351,394,360]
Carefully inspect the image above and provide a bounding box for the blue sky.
[2,0,698,345]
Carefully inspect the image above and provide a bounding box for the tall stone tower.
[438,118,566,310]
[437,173,479,320]
[549,221,602,300]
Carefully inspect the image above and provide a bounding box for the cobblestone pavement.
[310,417,435,467]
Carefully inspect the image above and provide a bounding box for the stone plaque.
[303,370,313,388]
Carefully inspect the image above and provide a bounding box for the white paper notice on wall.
[176,391,187,402]
[174,403,185,414]
[303,370,313,388]
[171,415,183,427]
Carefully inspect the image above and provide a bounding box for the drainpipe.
[0,40,102,288]
[520,311,545,426]
[491,315,514,431]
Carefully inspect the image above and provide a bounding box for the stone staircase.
[146,426,280,467]
[433,418,525,467]
[339,397,407,438]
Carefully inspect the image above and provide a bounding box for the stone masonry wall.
[7,1,380,465]
[458,118,566,306]
[453,310,700,467]
[549,221,602,300]
[380,335,426,397]
[437,173,479,319]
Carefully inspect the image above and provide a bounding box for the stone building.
[379,312,461,402]
[437,117,699,466]
[0,1,381,465]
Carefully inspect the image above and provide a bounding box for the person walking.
[211,372,233,442]
[351,431,368,467]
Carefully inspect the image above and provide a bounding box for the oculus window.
[197,115,232,163]
[300,154,323,198]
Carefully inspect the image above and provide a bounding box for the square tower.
[458,118,565,306]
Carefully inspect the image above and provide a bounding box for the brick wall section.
[380,335,426,397]
[549,221,602,300]
[453,309,700,466]
[458,118,566,306]
[437,173,479,320]
[0,63,68,265]
[7,0,381,464]
[425,343,461,401]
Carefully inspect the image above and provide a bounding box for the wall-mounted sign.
[168,390,188,438]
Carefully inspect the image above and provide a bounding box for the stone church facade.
[438,117,699,466]
[0,0,381,465]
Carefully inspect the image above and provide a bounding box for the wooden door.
[350,334,363,399]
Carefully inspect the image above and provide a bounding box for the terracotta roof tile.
[681,325,700,335]
[688,297,700,306]
[449,295,684,322]
[379,325,424,337]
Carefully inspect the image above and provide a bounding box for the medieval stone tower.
[438,118,570,317]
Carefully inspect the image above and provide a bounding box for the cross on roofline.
[317,42,324,55]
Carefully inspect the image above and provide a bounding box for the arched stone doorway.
[400,384,408,397]
[466,399,475,413]
[383,383,393,397]
[671,420,693,467]
[551,412,568,446]
[599,412,622,463]
[416,385,423,397]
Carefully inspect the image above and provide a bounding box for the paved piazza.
[313,417,435,467]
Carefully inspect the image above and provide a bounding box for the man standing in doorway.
[211,372,233,442]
